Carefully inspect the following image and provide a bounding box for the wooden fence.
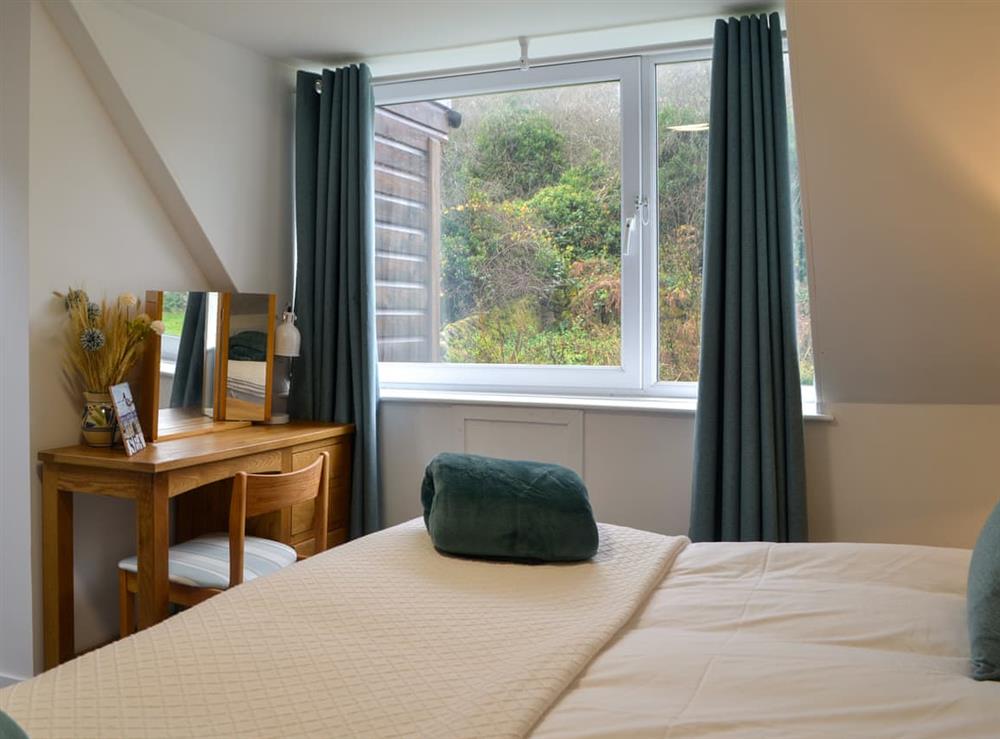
[374,102,453,362]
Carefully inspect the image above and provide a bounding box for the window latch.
[624,195,647,256]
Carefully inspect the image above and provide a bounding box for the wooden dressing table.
[40,422,354,669]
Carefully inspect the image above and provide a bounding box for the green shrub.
[654,104,708,382]
[657,104,709,243]
[467,108,567,199]
[526,163,620,260]
[442,302,619,366]
[441,194,563,325]
[564,256,620,326]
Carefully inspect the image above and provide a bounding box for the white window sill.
[379,387,831,421]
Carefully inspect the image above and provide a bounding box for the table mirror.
[140,290,276,440]
[216,292,276,423]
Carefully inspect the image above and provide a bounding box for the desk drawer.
[291,441,349,479]
[290,476,349,536]
[289,439,352,537]
[294,526,348,558]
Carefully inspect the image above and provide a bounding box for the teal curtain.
[690,14,807,543]
[169,292,205,408]
[290,64,380,537]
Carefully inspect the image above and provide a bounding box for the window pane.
[161,290,188,338]
[375,81,622,366]
[785,56,814,386]
[655,57,813,385]
[655,60,711,382]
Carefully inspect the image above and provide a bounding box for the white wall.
[12,0,300,671]
[382,402,694,538]
[10,0,999,681]
[27,1,210,659]
[0,0,36,688]
[68,0,295,295]
[382,401,1000,549]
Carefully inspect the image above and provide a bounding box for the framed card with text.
[109,382,146,456]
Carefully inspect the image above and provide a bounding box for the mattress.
[535,540,999,738]
[2,523,997,737]
[0,521,684,738]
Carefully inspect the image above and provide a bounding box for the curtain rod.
[369,38,715,87]
[309,28,788,92]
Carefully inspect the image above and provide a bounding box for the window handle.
[624,196,646,257]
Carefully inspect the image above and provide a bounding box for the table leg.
[136,476,169,629]
[42,465,74,669]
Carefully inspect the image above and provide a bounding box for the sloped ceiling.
[43,0,294,296]
[787,0,1000,403]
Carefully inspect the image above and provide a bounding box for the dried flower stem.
[55,289,160,394]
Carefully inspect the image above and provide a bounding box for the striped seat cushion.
[118,534,297,590]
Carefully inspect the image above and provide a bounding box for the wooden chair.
[118,452,329,637]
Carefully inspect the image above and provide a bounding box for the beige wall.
[786,0,1000,404]
[382,401,1000,549]
[806,403,1000,546]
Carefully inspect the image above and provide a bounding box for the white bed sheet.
[533,540,999,738]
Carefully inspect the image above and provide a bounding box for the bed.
[1,520,996,738]
[225,359,268,401]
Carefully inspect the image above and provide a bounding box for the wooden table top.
[38,422,354,473]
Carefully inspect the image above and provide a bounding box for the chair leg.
[118,569,218,638]
[118,569,134,638]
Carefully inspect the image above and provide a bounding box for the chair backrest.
[227,452,329,587]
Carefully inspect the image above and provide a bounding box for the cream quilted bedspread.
[0,520,687,738]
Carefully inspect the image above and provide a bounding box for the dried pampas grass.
[54,289,164,394]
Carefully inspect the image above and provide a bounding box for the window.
[374,50,813,399]
[651,55,813,390]
[159,290,188,375]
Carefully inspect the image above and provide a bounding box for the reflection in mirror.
[220,293,275,422]
[157,291,218,437]
[141,290,276,439]
[204,292,219,417]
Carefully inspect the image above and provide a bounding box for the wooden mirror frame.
[139,291,276,441]
[214,292,276,423]
[138,290,164,440]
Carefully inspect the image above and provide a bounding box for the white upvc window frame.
[637,47,713,400]
[376,57,642,395]
[374,48,818,407]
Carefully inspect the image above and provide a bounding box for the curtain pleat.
[290,64,380,538]
[169,292,206,409]
[690,14,807,543]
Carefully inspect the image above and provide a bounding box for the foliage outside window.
[438,84,622,367]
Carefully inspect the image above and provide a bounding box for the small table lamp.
[270,306,300,424]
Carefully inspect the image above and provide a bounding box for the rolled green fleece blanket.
[421,452,599,562]
[0,710,28,739]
